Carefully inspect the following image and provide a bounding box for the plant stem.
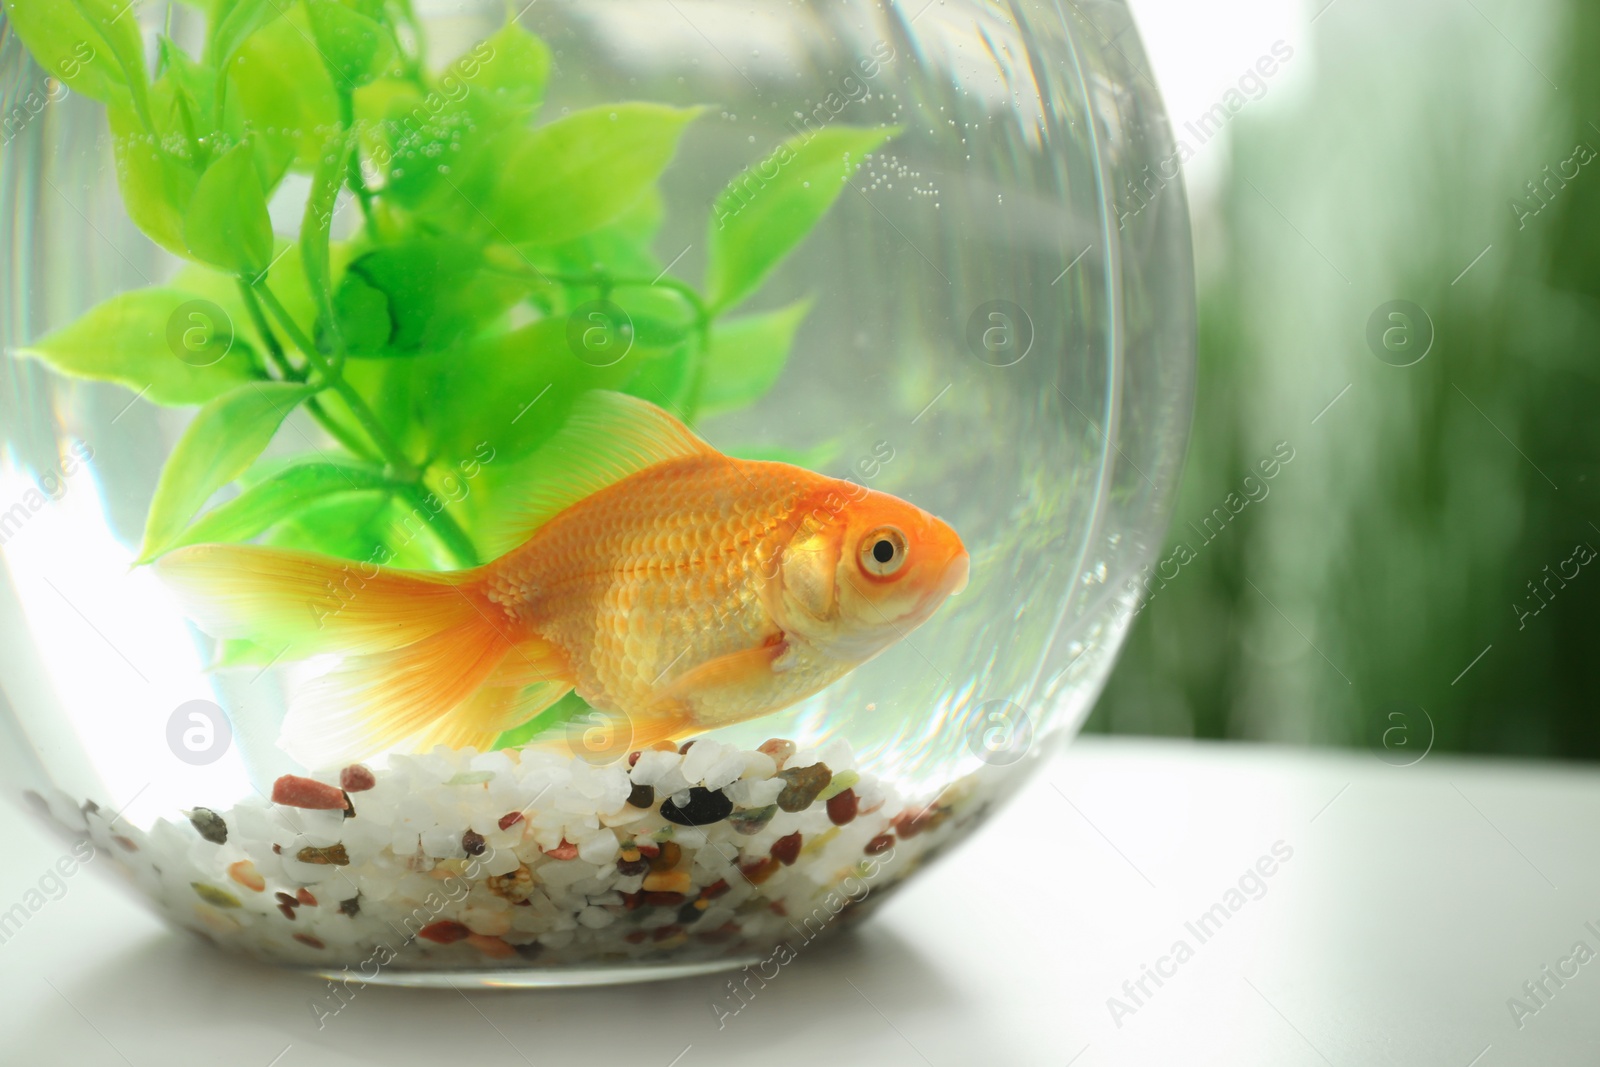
[236,280,379,464]
[251,282,481,568]
[337,91,378,237]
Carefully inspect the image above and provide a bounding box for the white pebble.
[577,906,615,929]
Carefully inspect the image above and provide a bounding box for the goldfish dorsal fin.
[480,390,716,557]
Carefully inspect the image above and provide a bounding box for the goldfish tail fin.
[157,545,572,766]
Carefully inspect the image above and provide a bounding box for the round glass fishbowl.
[0,0,1193,986]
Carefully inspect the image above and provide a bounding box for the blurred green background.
[1088,0,1599,759]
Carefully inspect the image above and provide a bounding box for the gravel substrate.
[28,736,984,982]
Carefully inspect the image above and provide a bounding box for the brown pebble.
[293,933,325,949]
[649,841,681,873]
[827,789,859,826]
[893,806,947,839]
[466,934,516,960]
[678,740,697,754]
[624,929,649,944]
[418,921,471,944]
[775,763,832,812]
[296,843,350,866]
[770,832,802,866]
[277,902,297,921]
[740,857,779,884]
[701,879,730,900]
[627,782,655,809]
[462,830,487,856]
[497,812,524,831]
[627,751,642,767]
[339,764,376,792]
[271,775,346,810]
[339,896,361,917]
[652,923,686,941]
[697,921,740,944]
[620,891,644,911]
[296,888,318,907]
[487,863,535,903]
[276,892,299,909]
[616,852,650,878]
[865,833,896,855]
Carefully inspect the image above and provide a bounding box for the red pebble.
[271,774,346,810]
[339,765,376,792]
[770,831,802,866]
[277,903,297,921]
[296,888,318,907]
[652,923,686,941]
[621,891,644,911]
[701,879,730,900]
[418,921,471,944]
[769,901,788,916]
[623,929,649,944]
[293,934,325,949]
[697,921,740,944]
[275,892,299,908]
[627,751,642,767]
[865,833,896,855]
[827,789,859,826]
[635,843,661,859]
[497,812,524,831]
[543,839,578,860]
[642,891,687,907]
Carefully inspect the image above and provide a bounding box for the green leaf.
[706,124,897,313]
[2,0,130,105]
[699,299,812,416]
[210,0,281,66]
[228,15,341,172]
[169,460,394,552]
[493,690,592,750]
[16,288,259,405]
[330,240,526,357]
[472,21,550,122]
[306,1,395,88]
[185,142,275,275]
[260,488,398,562]
[139,381,319,561]
[481,104,701,245]
[108,103,200,258]
[66,0,149,106]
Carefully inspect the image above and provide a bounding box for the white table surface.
[3,736,1598,1067]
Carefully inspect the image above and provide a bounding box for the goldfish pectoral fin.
[659,642,785,704]
[478,390,716,558]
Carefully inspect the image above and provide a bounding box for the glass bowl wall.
[0,0,1193,985]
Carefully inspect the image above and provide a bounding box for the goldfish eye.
[859,526,908,577]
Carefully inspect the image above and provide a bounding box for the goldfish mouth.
[944,552,970,596]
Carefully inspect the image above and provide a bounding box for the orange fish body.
[158,392,969,766]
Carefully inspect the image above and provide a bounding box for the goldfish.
[157,391,969,766]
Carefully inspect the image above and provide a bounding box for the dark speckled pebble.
[186,807,228,845]
[659,787,733,826]
[627,782,655,809]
